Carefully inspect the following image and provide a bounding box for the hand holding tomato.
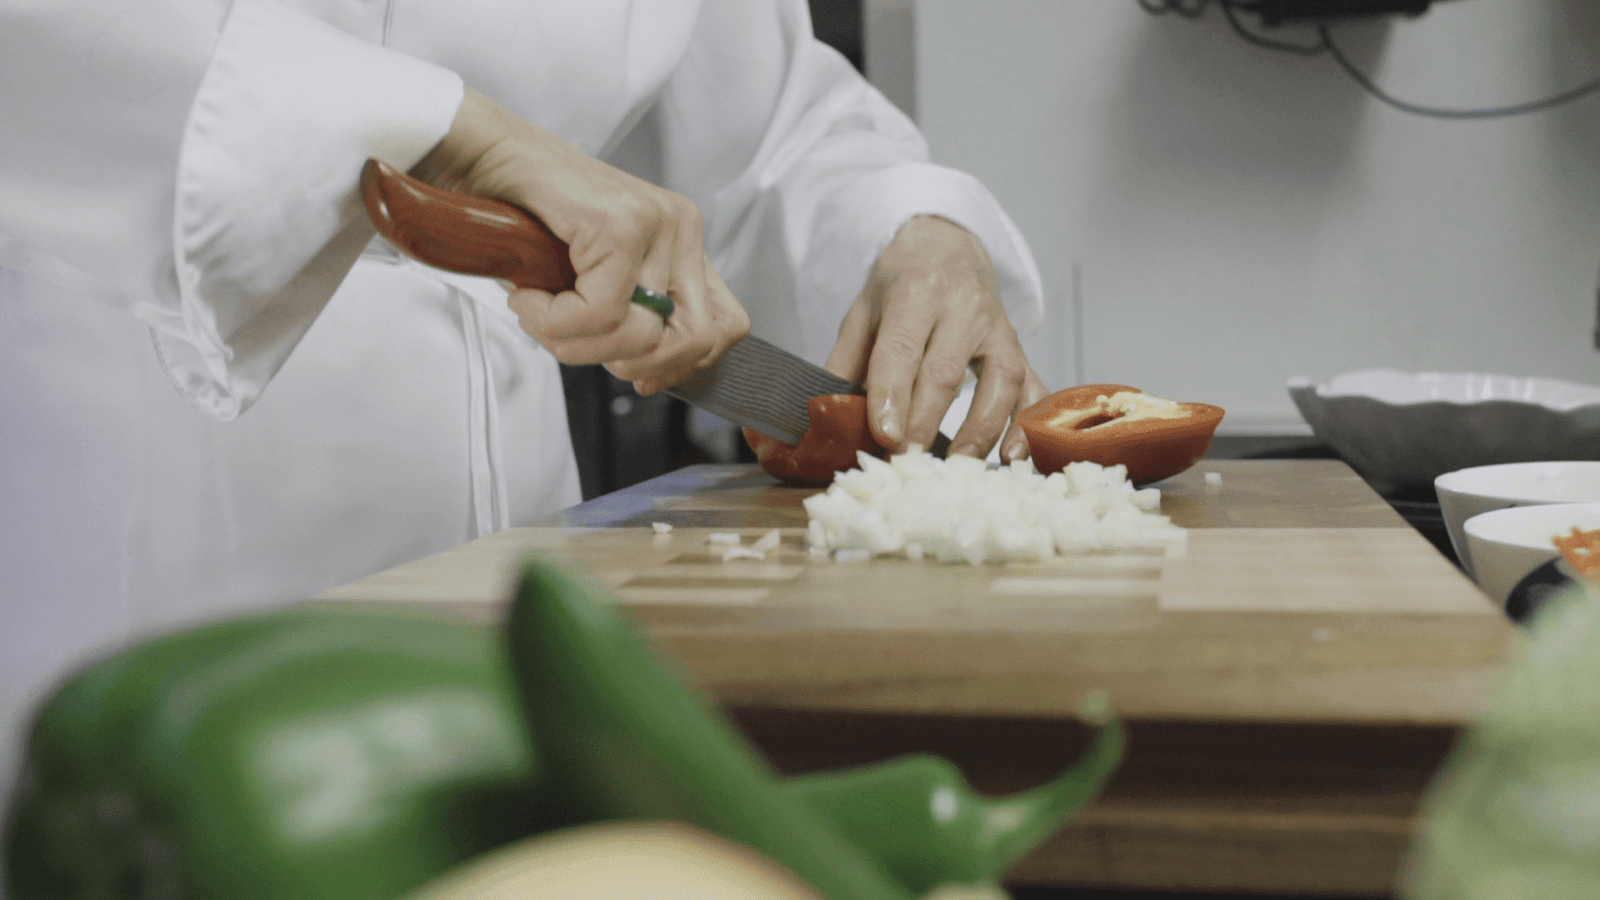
[742,395,886,487]
[825,216,1047,462]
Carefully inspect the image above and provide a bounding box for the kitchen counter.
[314,459,1517,897]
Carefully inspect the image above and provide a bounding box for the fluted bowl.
[1287,369,1600,495]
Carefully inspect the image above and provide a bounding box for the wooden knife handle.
[360,158,577,293]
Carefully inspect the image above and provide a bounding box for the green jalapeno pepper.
[504,559,911,900]
[502,558,1122,900]
[778,695,1122,898]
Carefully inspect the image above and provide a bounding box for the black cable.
[1138,0,1210,19]
[1135,0,1600,119]
[1220,0,1327,56]
[1318,24,1600,119]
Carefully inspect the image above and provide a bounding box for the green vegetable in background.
[1403,583,1600,899]
[5,556,1123,900]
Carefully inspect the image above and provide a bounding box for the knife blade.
[669,333,855,445]
[360,158,948,453]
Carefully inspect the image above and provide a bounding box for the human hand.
[410,88,749,394]
[826,216,1048,461]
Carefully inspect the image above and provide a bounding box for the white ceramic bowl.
[1288,369,1600,495]
[1463,502,1600,609]
[1435,462,1600,579]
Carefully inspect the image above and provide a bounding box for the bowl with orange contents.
[1463,502,1600,613]
[1434,461,1600,580]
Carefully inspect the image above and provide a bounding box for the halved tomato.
[1017,384,1224,486]
[742,394,887,487]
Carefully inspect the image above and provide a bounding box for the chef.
[0,0,1047,798]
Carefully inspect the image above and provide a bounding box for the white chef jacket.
[0,0,1043,797]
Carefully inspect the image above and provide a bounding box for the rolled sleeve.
[143,0,463,420]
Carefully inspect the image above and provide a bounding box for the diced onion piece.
[801,446,1184,566]
[720,546,766,562]
[753,529,782,553]
[708,532,742,546]
[651,521,674,534]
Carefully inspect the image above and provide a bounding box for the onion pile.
[802,446,1185,565]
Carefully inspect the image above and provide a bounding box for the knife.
[361,158,877,447]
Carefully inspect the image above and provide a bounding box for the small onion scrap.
[803,445,1185,565]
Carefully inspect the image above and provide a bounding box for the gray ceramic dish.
[1287,369,1600,495]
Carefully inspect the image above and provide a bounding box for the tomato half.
[1017,384,1224,486]
[742,394,887,487]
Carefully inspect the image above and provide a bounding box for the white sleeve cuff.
[796,162,1045,364]
[139,0,464,420]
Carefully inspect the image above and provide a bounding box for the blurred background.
[567,1,1600,509]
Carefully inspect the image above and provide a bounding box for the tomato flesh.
[1017,384,1224,486]
[743,394,887,487]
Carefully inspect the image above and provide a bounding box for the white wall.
[865,0,918,119]
[879,0,1600,434]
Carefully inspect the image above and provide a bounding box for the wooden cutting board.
[317,459,1513,725]
[314,459,1520,896]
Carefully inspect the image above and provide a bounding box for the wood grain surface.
[314,459,1519,897]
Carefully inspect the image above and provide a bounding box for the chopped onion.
[802,446,1185,565]
[651,521,674,534]
[752,529,782,553]
[707,532,742,546]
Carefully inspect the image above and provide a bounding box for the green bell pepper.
[6,606,553,900]
[5,556,1122,900]
[8,611,323,898]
